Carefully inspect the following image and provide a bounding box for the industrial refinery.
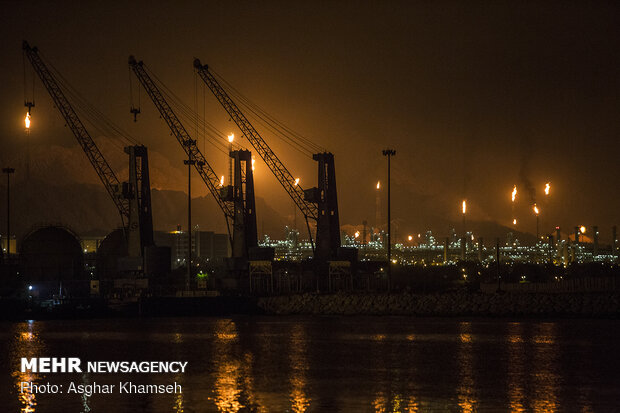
[0,41,617,317]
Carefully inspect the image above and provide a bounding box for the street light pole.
[2,168,15,256]
[382,149,395,291]
[183,140,197,292]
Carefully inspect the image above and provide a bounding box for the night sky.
[1,1,619,241]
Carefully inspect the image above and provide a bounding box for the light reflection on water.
[0,317,615,412]
[11,321,45,413]
[457,322,477,413]
[531,323,559,413]
[289,324,310,412]
[211,319,243,412]
[507,322,526,413]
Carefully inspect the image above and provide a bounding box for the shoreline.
[257,290,620,318]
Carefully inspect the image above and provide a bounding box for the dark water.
[1,316,619,412]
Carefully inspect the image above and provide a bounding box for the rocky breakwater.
[257,291,620,317]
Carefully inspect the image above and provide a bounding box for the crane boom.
[193,60,318,222]
[128,56,234,220]
[22,41,129,226]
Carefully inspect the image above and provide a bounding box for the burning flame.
[227,133,234,143]
[376,181,380,190]
[580,225,586,234]
[294,178,300,186]
[220,175,224,186]
[251,157,255,171]
[544,182,550,195]
[533,204,539,215]
[513,218,517,225]
[511,185,517,202]
[408,235,413,241]
[462,200,467,215]
[354,231,360,238]
[25,113,31,129]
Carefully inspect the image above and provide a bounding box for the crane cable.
[38,50,143,151]
[143,63,232,156]
[22,51,36,110]
[148,66,226,146]
[128,67,141,115]
[216,77,316,157]
[211,69,327,156]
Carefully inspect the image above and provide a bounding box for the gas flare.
[544,182,550,195]
[462,200,467,215]
[227,133,234,143]
[533,204,539,215]
[25,113,31,129]
[511,185,517,202]
[580,225,586,234]
[376,181,380,190]
[513,219,517,225]
[294,178,300,186]
[220,175,224,186]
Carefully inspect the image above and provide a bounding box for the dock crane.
[128,56,257,260]
[22,41,154,262]
[193,60,341,262]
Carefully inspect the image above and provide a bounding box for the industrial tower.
[193,59,341,262]
[128,56,257,259]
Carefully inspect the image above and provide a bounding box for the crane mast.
[194,60,342,259]
[128,57,234,222]
[22,41,129,227]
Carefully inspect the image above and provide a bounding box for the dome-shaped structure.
[20,225,84,282]
[96,228,128,279]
